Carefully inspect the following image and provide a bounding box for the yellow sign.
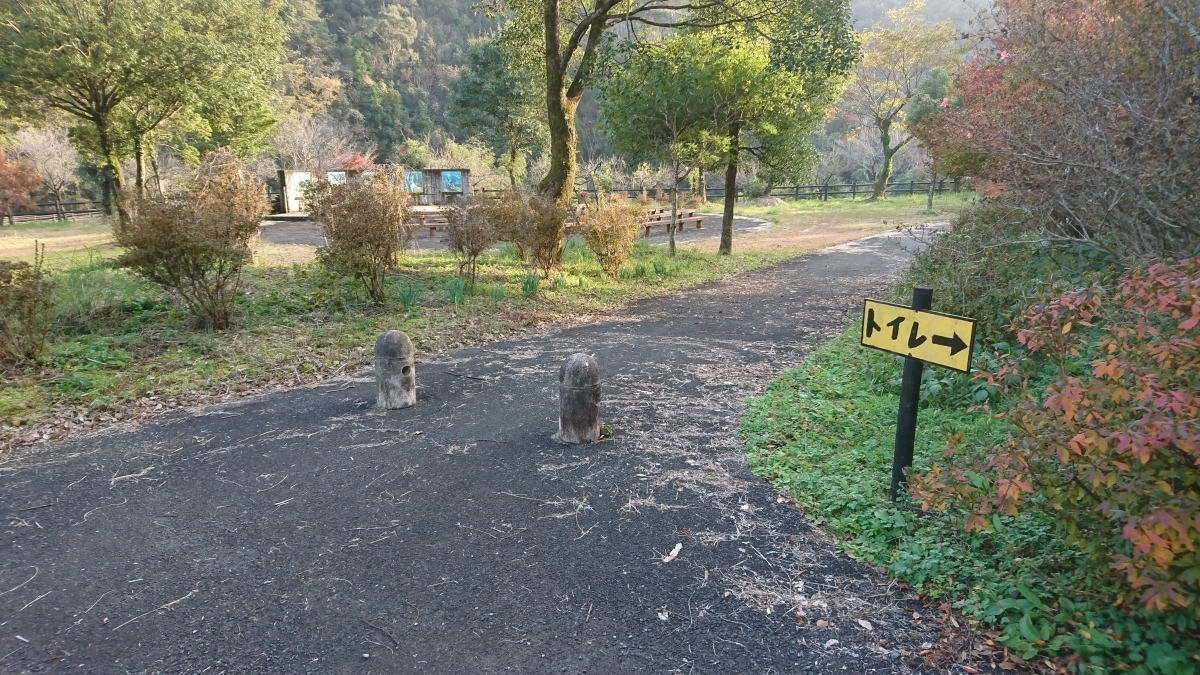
[860,299,977,372]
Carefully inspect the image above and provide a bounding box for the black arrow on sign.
[931,333,968,355]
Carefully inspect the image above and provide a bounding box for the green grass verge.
[2,241,797,448]
[742,327,1199,673]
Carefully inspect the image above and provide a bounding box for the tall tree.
[495,0,785,205]
[598,33,731,257]
[450,40,548,189]
[843,0,960,200]
[0,0,285,218]
[708,2,859,255]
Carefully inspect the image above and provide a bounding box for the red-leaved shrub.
[911,258,1200,611]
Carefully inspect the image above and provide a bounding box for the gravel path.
[0,231,949,674]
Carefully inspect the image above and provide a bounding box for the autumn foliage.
[0,154,41,226]
[917,0,1200,258]
[911,258,1200,613]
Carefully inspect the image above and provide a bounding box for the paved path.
[1,231,939,674]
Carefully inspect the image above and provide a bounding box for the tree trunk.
[508,145,519,190]
[101,173,112,216]
[669,175,679,258]
[149,143,165,198]
[763,176,774,197]
[538,17,581,205]
[926,172,936,211]
[698,169,707,203]
[538,80,582,204]
[134,134,146,200]
[719,125,739,256]
[53,192,65,221]
[96,121,129,225]
[871,120,896,201]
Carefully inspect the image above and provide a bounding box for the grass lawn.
[733,192,972,227]
[0,217,119,268]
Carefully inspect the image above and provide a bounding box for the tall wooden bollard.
[554,353,601,444]
[374,330,416,409]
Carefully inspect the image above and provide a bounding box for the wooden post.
[851,180,857,200]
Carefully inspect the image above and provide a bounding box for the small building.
[275,168,472,214]
[404,169,472,205]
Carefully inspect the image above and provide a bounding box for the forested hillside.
[284,0,496,159]
[285,0,970,162]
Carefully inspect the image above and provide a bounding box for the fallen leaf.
[816,619,829,628]
[662,543,683,563]
[998,662,1017,671]
[857,619,873,631]
[824,639,839,648]
[657,610,669,622]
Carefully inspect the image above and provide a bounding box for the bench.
[640,211,704,236]
[412,215,448,237]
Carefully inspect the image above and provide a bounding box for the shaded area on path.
[1,231,944,674]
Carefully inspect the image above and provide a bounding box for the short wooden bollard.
[554,353,601,444]
[374,330,416,409]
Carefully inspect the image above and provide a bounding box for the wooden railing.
[7,201,104,223]
[478,179,958,203]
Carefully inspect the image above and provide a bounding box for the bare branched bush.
[308,170,412,304]
[488,191,535,261]
[115,150,266,330]
[580,195,644,277]
[442,198,499,283]
[0,243,55,363]
[528,196,569,278]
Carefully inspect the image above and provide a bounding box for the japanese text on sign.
[860,299,977,372]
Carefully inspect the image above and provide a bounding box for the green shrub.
[397,282,423,309]
[443,277,466,306]
[308,169,412,305]
[910,259,1200,667]
[114,150,266,329]
[0,243,55,362]
[488,283,505,301]
[579,195,644,277]
[652,258,667,275]
[521,272,539,298]
[903,199,1119,343]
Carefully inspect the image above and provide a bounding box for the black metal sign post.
[860,288,977,501]
[889,287,932,501]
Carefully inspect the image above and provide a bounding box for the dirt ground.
[256,214,775,259]
[0,230,988,674]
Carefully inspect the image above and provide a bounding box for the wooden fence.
[7,201,105,224]
[479,179,955,203]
